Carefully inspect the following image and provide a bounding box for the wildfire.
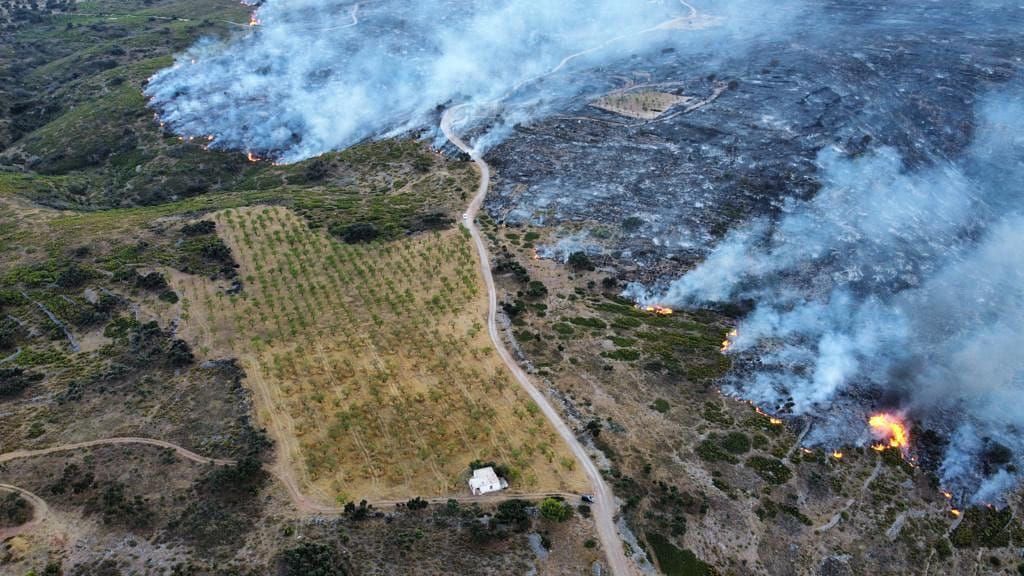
[643,305,674,316]
[941,491,953,500]
[831,451,843,460]
[755,406,783,426]
[868,412,910,452]
[950,509,961,518]
[246,151,260,163]
[249,14,261,26]
[720,328,738,353]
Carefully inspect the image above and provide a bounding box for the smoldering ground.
[144,0,806,162]
[630,87,1024,503]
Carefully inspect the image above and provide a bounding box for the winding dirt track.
[441,108,633,576]
[0,437,234,466]
[0,483,48,541]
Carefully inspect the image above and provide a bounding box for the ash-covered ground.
[485,0,1019,276]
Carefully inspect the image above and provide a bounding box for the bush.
[539,497,573,522]
[567,251,595,271]
[0,492,32,527]
[651,399,670,413]
[495,499,530,532]
[0,368,44,397]
[279,543,348,576]
[405,497,428,511]
[645,532,713,576]
[603,349,640,361]
[333,222,379,244]
[746,456,792,485]
[568,316,606,329]
[722,432,751,454]
[525,280,548,299]
[621,216,644,232]
[135,271,169,291]
[181,220,216,236]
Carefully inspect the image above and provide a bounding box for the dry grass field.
[172,206,586,503]
[590,90,691,120]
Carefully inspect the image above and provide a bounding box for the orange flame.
[249,14,261,26]
[754,406,783,425]
[950,509,961,518]
[720,328,738,353]
[246,151,260,163]
[941,491,953,500]
[832,451,843,459]
[868,413,910,452]
[643,305,674,316]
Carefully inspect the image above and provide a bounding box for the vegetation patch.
[645,532,714,576]
[746,456,792,485]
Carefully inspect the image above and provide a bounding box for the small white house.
[468,466,508,495]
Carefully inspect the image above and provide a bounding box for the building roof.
[471,466,500,484]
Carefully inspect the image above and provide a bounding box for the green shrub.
[539,497,573,522]
[568,316,606,329]
[645,532,713,576]
[279,543,348,576]
[722,432,751,454]
[746,456,792,485]
[651,399,671,413]
[603,349,640,361]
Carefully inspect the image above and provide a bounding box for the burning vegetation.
[720,328,738,353]
[869,413,910,453]
[643,304,674,316]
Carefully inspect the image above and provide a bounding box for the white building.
[468,466,508,495]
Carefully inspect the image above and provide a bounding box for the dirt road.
[0,437,234,466]
[441,107,633,576]
[0,483,48,541]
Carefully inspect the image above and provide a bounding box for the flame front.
[832,451,843,459]
[642,305,674,316]
[868,412,910,452]
[754,406,783,426]
[720,328,738,353]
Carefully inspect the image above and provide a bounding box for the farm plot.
[172,206,586,502]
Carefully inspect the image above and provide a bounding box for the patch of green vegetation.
[756,498,811,526]
[0,492,32,528]
[552,323,575,335]
[568,316,607,329]
[951,506,1024,548]
[539,497,574,522]
[746,456,792,485]
[721,432,751,454]
[610,336,636,347]
[602,348,640,361]
[612,316,643,329]
[278,543,348,576]
[696,437,737,464]
[651,398,671,413]
[645,532,713,576]
[702,402,734,426]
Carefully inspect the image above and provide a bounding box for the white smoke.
[632,88,1024,501]
[145,0,806,161]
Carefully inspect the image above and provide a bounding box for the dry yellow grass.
[171,206,586,503]
[590,90,692,120]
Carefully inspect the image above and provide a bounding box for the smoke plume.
[630,89,1024,502]
[145,0,803,161]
